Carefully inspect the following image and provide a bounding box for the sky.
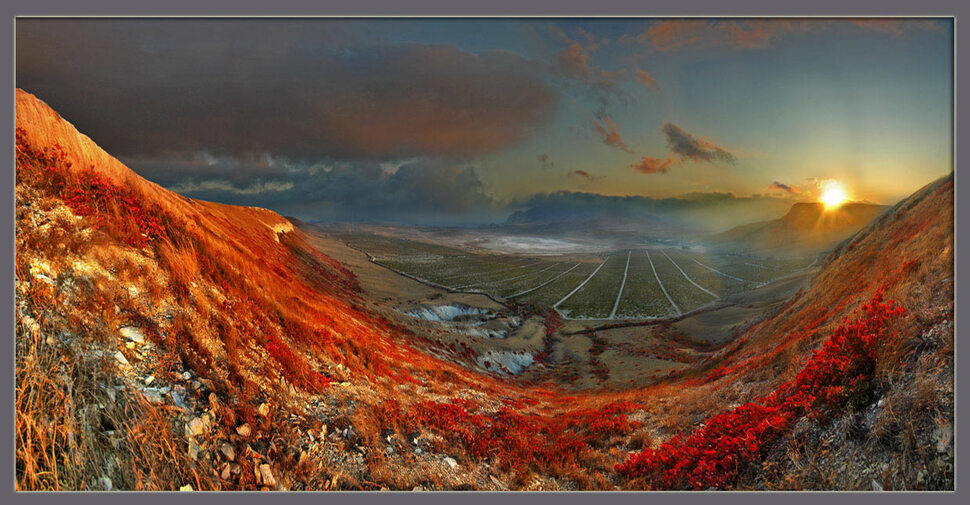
[16,18,953,225]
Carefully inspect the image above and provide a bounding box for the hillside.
[504,191,795,238]
[713,201,889,254]
[15,89,953,491]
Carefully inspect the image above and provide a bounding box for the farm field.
[555,253,629,319]
[640,250,717,315]
[341,233,817,320]
[614,251,677,319]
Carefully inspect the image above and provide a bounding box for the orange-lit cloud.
[592,116,634,154]
[622,19,940,52]
[629,155,677,174]
[635,69,660,90]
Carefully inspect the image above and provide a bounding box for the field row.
[342,234,811,319]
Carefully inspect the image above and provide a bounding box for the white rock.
[220,443,235,461]
[179,484,193,491]
[144,375,155,386]
[443,457,458,470]
[113,351,130,368]
[236,424,252,437]
[258,464,277,487]
[119,327,145,345]
[185,417,208,438]
[872,479,883,491]
[98,476,112,491]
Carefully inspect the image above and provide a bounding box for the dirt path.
[509,262,581,299]
[552,258,607,309]
[646,250,681,316]
[660,250,718,298]
[608,250,632,319]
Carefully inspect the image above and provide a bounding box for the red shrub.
[616,292,905,489]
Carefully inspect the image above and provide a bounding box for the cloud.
[591,116,634,153]
[629,155,677,175]
[621,19,944,52]
[635,69,661,90]
[153,157,501,224]
[567,169,604,182]
[767,181,800,194]
[169,179,295,196]
[661,122,736,164]
[16,19,557,162]
[557,41,591,78]
[538,153,554,170]
[551,25,630,114]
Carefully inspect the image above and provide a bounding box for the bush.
[616,292,905,489]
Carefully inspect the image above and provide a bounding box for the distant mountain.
[712,201,889,253]
[503,191,796,238]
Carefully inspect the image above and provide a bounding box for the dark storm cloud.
[157,157,500,225]
[16,19,557,163]
[661,122,736,164]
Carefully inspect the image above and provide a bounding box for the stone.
[144,375,155,386]
[220,443,236,461]
[258,403,270,417]
[414,447,423,455]
[179,484,193,491]
[258,464,277,487]
[236,424,252,437]
[444,457,459,470]
[188,439,201,461]
[185,417,208,438]
[119,327,146,345]
[221,464,231,481]
[182,371,192,380]
[113,351,130,368]
[319,424,328,438]
[98,476,112,491]
[872,479,883,491]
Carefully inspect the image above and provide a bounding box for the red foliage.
[616,292,905,489]
[261,332,331,392]
[413,399,639,476]
[17,128,163,248]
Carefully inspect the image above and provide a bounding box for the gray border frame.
[1,1,964,504]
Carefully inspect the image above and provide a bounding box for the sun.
[819,180,849,210]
